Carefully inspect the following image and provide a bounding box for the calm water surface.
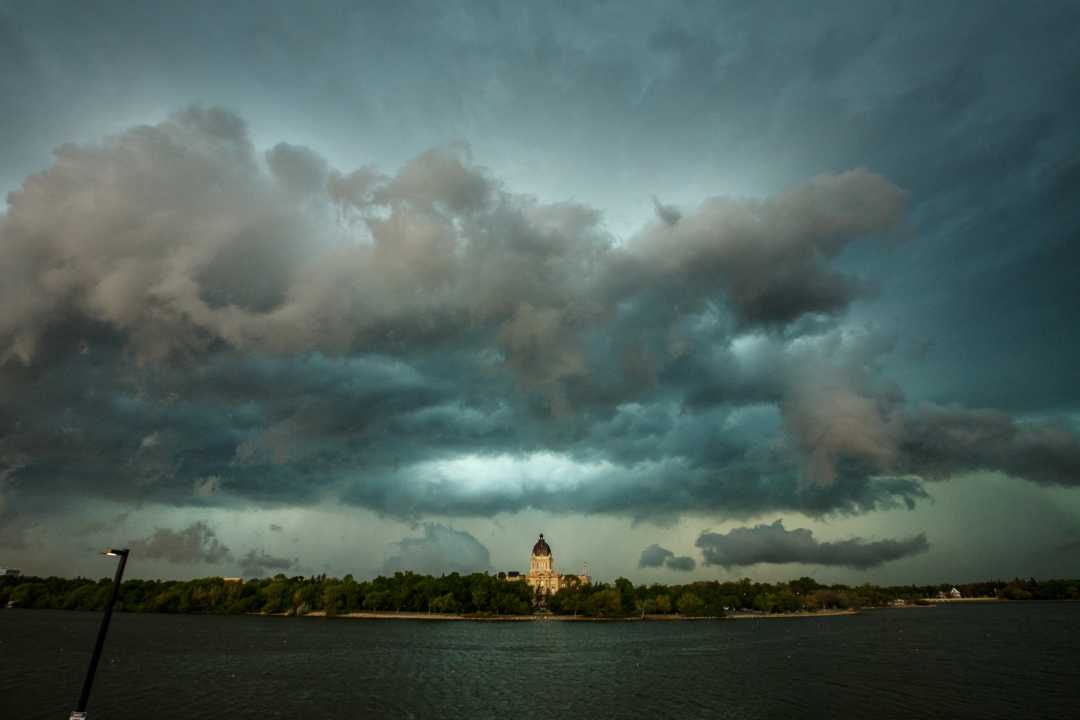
[2,603,1078,719]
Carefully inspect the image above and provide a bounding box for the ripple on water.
[2,604,1079,719]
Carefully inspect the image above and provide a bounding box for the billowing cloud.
[623,169,908,329]
[696,520,929,569]
[382,523,491,575]
[638,543,696,571]
[638,543,674,567]
[238,548,294,577]
[128,521,231,565]
[899,405,1080,488]
[0,106,1076,541]
[0,106,907,371]
[782,376,1080,491]
[266,142,328,197]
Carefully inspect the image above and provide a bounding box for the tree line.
[2,572,1077,618]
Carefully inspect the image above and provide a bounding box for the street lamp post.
[70,548,130,720]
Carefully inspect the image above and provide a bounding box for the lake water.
[2,603,1077,719]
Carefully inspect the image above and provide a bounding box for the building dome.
[531,533,551,557]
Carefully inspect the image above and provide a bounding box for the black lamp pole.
[70,548,129,720]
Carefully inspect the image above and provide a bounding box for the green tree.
[676,592,704,616]
[364,590,391,611]
[584,588,622,617]
[322,583,347,616]
[260,581,289,613]
[470,586,490,613]
[428,592,456,613]
[614,577,636,614]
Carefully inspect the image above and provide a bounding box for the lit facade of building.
[502,534,590,595]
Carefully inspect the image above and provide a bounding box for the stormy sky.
[2,1,1079,585]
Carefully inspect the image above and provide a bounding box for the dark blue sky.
[1,1,1078,582]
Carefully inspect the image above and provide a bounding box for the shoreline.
[724,608,857,619]
[923,597,1006,603]
[293,609,859,622]
[9,600,1062,621]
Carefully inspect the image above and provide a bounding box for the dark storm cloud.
[696,520,929,570]
[128,521,231,565]
[0,105,908,369]
[638,544,695,571]
[2,0,1080,553]
[624,169,908,329]
[79,513,129,535]
[0,105,938,525]
[382,524,491,576]
[639,544,673,567]
[783,374,1080,490]
[899,406,1080,488]
[0,104,1075,528]
[339,450,927,522]
[239,549,294,577]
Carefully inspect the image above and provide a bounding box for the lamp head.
[103,548,129,558]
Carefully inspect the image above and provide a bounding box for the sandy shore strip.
[923,597,1006,603]
[724,609,858,620]
[295,609,859,621]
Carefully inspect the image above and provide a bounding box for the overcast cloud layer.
[1,1,1079,581]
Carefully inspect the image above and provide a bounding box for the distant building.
[222,577,243,585]
[503,534,590,595]
[949,587,962,599]
[0,568,20,577]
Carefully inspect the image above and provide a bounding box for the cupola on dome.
[531,534,551,557]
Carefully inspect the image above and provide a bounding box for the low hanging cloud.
[382,523,491,576]
[695,520,929,570]
[899,405,1080,488]
[238,548,294,577]
[638,544,696,571]
[125,521,294,575]
[639,543,675,567]
[781,374,1080,491]
[0,105,1077,536]
[128,521,232,565]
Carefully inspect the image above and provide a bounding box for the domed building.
[501,533,590,595]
